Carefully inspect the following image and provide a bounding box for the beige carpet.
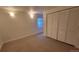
[1,33,79,52]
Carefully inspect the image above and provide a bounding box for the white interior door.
[47,12,59,40]
[47,14,52,37]
[66,7,79,47]
[51,13,58,39]
[57,10,69,42]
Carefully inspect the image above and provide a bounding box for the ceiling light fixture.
[28,9,36,19]
[9,11,15,18]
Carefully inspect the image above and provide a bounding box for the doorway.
[36,14,43,33]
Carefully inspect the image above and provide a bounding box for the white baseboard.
[75,45,79,49]
[3,32,41,44]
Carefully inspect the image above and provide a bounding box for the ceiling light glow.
[28,9,36,19]
[9,12,15,18]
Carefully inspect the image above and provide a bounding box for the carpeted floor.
[1,33,79,52]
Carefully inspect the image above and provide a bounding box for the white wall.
[0,33,3,50]
[0,9,40,46]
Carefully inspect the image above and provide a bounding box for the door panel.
[57,10,69,42]
[47,14,52,37]
[51,13,58,39]
[47,13,58,39]
[66,7,79,47]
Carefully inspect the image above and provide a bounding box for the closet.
[44,7,79,48]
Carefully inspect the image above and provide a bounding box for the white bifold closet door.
[57,10,69,42]
[47,14,53,38]
[66,7,79,47]
[51,13,58,39]
[47,13,58,39]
